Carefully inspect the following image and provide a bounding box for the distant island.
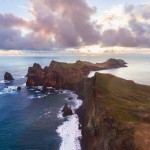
[26,59,150,150]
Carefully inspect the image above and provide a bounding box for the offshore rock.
[62,103,73,117]
[4,72,14,81]
[24,59,150,149]
[17,86,21,90]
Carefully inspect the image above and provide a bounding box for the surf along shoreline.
[25,58,129,149]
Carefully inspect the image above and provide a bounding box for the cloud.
[0,50,24,56]
[0,13,27,28]
[0,28,52,50]
[0,1,150,51]
[28,0,100,47]
[99,3,150,48]
[0,0,100,50]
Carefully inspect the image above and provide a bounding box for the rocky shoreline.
[26,58,150,150]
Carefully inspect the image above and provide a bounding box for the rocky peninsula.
[26,59,150,150]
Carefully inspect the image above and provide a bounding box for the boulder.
[17,86,21,90]
[62,103,73,117]
[50,88,55,93]
[68,97,73,100]
[41,86,48,93]
[4,72,14,81]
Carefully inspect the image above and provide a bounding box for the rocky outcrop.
[96,58,127,69]
[17,86,21,90]
[4,72,14,81]
[77,73,150,150]
[62,103,73,117]
[26,59,127,88]
[25,59,150,149]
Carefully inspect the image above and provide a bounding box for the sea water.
[0,54,149,150]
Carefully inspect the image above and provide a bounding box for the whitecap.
[29,89,35,91]
[20,76,25,79]
[35,91,41,93]
[57,106,64,119]
[57,90,83,150]
[28,94,48,99]
[22,83,26,87]
[28,95,36,99]
[0,80,10,84]
[37,86,43,90]
[0,86,19,95]
[56,114,82,150]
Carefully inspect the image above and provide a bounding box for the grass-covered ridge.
[88,73,150,150]
[95,73,150,122]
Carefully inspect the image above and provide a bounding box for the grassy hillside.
[83,73,150,150]
[95,73,150,122]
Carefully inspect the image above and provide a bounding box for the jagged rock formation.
[26,59,150,149]
[62,103,73,117]
[26,59,127,89]
[4,72,14,81]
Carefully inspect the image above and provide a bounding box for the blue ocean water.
[0,54,150,150]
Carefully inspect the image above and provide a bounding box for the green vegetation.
[95,73,150,122]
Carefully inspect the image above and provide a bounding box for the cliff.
[26,59,150,150]
[26,58,127,89]
[78,73,150,150]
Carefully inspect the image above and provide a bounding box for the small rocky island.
[26,59,150,150]
[4,72,14,81]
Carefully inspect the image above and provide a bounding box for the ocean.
[0,54,150,150]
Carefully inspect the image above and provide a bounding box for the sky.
[0,0,150,56]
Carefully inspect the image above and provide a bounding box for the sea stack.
[62,103,73,117]
[17,86,21,90]
[4,72,14,81]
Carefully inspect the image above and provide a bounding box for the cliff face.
[79,73,150,150]
[26,59,127,89]
[26,59,150,150]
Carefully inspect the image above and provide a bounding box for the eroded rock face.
[77,73,150,150]
[26,59,127,88]
[27,59,150,150]
[62,103,73,117]
[4,72,14,81]
[105,58,127,68]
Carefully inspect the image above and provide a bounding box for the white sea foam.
[29,89,35,91]
[20,76,25,79]
[37,86,43,90]
[57,90,83,150]
[57,114,82,150]
[0,86,18,95]
[22,83,26,87]
[35,91,41,93]
[28,94,47,99]
[57,106,64,119]
[0,80,10,83]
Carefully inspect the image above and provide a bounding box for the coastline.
[56,90,83,150]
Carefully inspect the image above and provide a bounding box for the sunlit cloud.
[0,50,24,56]
[0,1,150,55]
